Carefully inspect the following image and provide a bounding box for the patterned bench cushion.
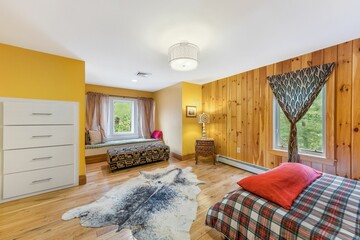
[107,143,170,171]
[86,138,160,149]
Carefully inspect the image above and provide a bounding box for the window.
[109,97,138,139]
[274,89,326,155]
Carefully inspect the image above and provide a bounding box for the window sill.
[107,134,140,141]
[268,149,336,166]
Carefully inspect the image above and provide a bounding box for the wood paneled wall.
[202,39,360,179]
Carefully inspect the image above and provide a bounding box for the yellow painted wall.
[86,84,154,98]
[182,82,202,155]
[154,83,182,155]
[0,43,86,175]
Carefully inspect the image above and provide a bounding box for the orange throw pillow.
[237,163,322,210]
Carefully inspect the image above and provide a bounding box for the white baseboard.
[217,155,268,174]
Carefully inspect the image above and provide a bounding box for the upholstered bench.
[85,138,162,164]
[107,143,170,171]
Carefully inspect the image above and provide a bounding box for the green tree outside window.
[278,90,324,153]
[113,101,132,133]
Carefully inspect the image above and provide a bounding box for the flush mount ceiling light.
[168,42,199,71]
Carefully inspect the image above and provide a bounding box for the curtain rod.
[86,91,153,100]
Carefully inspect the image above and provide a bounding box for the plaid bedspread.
[206,174,360,240]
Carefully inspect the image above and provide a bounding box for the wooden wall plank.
[282,59,292,73]
[352,39,360,180]
[336,42,352,177]
[221,79,227,156]
[236,74,243,160]
[258,67,267,167]
[202,85,208,120]
[265,64,275,168]
[274,62,283,75]
[246,71,254,163]
[282,59,292,74]
[240,73,248,161]
[229,76,238,158]
[226,78,231,156]
[272,60,284,167]
[253,69,260,165]
[210,81,216,139]
[291,57,301,71]
[324,46,337,161]
[214,80,221,154]
[203,83,209,137]
[218,80,224,154]
[301,53,312,68]
[312,50,324,66]
[202,83,210,144]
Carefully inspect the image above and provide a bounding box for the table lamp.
[197,113,210,139]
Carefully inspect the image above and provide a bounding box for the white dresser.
[0,99,79,202]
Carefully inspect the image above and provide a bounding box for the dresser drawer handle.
[32,113,53,116]
[32,135,53,138]
[32,156,53,161]
[32,178,52,184]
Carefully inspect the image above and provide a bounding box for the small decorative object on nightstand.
[197,112,210,138]
[195,138,215,165]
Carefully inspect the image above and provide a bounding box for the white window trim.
[108,97,139,140]
[273,87,326,157]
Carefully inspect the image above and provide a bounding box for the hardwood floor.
[0,157,253,240]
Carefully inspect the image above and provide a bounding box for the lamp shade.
[169,42,199,71]
[197,113,210,124]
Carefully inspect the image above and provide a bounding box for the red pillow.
[151,130,163,140]
[237,163,322,210]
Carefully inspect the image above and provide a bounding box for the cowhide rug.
[62,166,203,240]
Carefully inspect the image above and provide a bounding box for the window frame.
[108,97,139,140]
[273,87,326,157]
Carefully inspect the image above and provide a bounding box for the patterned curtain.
[267,63,335,162]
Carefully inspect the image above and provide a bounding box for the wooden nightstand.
[195,138,215,165]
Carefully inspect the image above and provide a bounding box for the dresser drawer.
[4,145,74,174]
[3,165,75,199]
[3,101,74,125]
[195,139,215,146]
[3,125,74,150]
[196,139,215,147]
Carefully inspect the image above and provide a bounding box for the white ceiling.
[1,0,360,92]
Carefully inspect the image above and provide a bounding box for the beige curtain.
[138,98,155,139]
[86,92,109,141]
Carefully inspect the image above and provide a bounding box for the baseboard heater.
[217,155,268,174]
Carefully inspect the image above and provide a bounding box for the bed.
[206,172,360,240]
